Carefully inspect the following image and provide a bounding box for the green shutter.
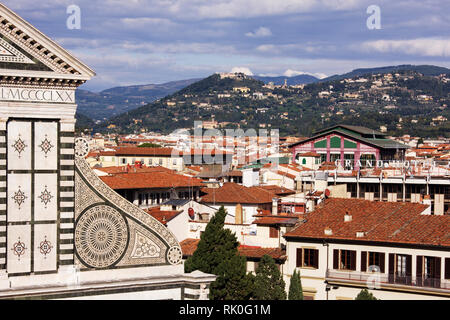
[330,136,341,148]
[314,139,327,148]
[344,139,357,148]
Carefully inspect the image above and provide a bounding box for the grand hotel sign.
[0,86,75,104]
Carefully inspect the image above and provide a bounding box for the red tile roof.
[100,171,204,190]
[284,198,449,248]
[146,207,183,225]
[200,183,293,204]
[114,147,175,157]
[180,238,286,261]
[96,165,174,174]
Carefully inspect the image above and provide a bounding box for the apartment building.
[283,198,449,300]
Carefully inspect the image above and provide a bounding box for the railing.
[325,270,450,292]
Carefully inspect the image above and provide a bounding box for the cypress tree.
[253,254,287,300]
[288,269,304,300]
[184,206,254,300]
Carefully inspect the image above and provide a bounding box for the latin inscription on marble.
[0,86,75,103]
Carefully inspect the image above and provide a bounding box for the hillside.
[76,78,200,121]
[322,65,450,82]
[91,67,450,138]
[253,74,319,85]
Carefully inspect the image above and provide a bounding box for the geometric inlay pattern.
[38,135,54,157]
[38,185,53,209]
[131,231,160,259]
[38,236,53,258]
[75,205,128,268]
[74,137,90,158]
[0,39,35,64]
[11,237,27,261]
[11,135,27,158]
[12,186,27,209]
[167,246,183,265]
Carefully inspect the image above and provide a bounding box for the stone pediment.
[0,3,95,84]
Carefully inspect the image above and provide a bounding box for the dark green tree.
[355,289,378,300]
[138,142,162,148]
[184,206,254,300]
[288,269,303,300]
[253,255,287,300]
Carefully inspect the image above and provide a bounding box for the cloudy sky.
[5,0,450,91]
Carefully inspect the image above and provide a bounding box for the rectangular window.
[367,252,385,273]
[148,158,153,165]
[159,158,163,165]
[269,227,278,238]
[121,158,126,164]
[339,250,356,271]
[296,248,319,269]
[173,158,177,165]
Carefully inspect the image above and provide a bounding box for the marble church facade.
[0,3,214,299]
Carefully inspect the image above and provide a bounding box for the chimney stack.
[272,198,279,215]
[344,211,352,222]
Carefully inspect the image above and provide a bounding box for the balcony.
[325,270,450,296]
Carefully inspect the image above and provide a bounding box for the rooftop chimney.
[272,198,279,215]
[324,227,333,236]
[344,211,352,222]
[356,231,365,238]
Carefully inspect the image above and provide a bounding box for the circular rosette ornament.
[166,246,182,265]
[75,137,90,158]
[75,205,128,268]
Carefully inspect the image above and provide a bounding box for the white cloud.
[245,27,272,38]
[283,69,327,79]
[230,67,254,75]
[361,38,450,57]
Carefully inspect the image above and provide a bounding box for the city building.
[290,125,409,169]
[283,198,449,300]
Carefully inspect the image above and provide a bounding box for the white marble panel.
[34,173,57,221]
[7,121,31,170]
[7,224,31,274]
[7,173,31,222]
[34,122,58,170]
[34,223,57,272]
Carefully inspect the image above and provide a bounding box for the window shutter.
[333,249,339,270]
[379,253,385,273]
[350,251,356,270]
[445,258,450,280]
[296,248,303,268]
[406,255,412,285]
[416,256,423,286]
[313,249,319,269]
[435,257,441,280]
[361,251,367,272]
[388,253,395,283]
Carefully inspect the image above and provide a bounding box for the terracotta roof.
[275,170,296,180]
[284,198,449,248]
[100,171,204,190]
[200,183,292,204]
[180,239,286,261]
[146,207,183,225]
[114,147,175,156]
[96,165,173,174]
[299,152,320,157]
[252,216,299,226]
[254,185,296,196]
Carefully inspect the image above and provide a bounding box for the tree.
[288,269,303,300]
[355,289,378,300]
[253,255,287,300]
[184,206,254,300]
[138,142,161,148]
